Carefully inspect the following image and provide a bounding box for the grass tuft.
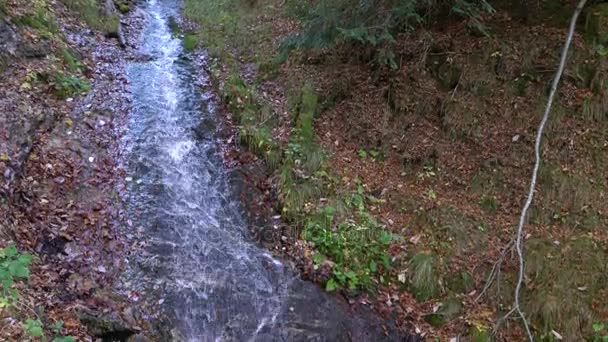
[408,253,440,300]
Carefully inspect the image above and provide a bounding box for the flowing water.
[120,0,411,341]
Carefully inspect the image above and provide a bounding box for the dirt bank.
[0,0,146,339]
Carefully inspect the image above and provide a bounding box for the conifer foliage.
[281,0,494,68]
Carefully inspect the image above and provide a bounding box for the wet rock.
[79,308,139,340]
[126,333,148,342]
[131,53,156,63]
[270,279,421,341]
[0,20,19,56]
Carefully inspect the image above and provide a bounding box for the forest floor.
[0,0,148,340]
[181,0,608,340]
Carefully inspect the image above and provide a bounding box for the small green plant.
[479,195,498,213]
[305,187,393,291]
[1,245,74,340]
[23,318,44,337]
[167,16,181,36]
[417,165,436,179]
[52,73,90,99]
[592,323,608,342]
[280,0,493,68]
[426,188,437,201]
[61,48,84,72]
[358,149,381,160]
[0,244,32,305]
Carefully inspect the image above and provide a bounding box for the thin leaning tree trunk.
[508,0,588,340]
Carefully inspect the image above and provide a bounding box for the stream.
[120,0,414,340]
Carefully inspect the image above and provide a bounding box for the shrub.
[280,0,494,68]
[304,187,393,292]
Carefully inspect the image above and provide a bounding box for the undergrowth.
[1,244,74,341]
[51,73,90,99]
[61,0,119,35]
[221,74,392,292]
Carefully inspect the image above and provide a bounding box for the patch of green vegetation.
[61,47,84,72]
[470,161,503,194]
[440,100,483,140]
[446,271,474,294]
[468,322,490,342]
[221,77,392,292]
[279,87,328,221]
[305,191,393,292]
[479,194,498,213]
[183,33,198,51]
[415,205,485,254]
[591,323,608,342]
[167,16,181,37]
[183,0,277,66]
[0,244,72,340]
[222,74,281,170]
[423,297,462,327]
[61,0,119,35]
[183,0,244,57]
[19,7,59,33]
[114,0,129,13]
[524,237,607,340]
[408,253,440,300]
[427,53,462,90]
[52,73,90,99]
[531,163,605,230]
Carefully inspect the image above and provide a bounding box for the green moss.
[183,34,198,51]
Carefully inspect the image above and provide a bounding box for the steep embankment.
[0,0,141,339]
[178,0,608,340]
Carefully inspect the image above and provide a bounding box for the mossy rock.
[79,308,138,339]
[423,297,462,327]
[585,3,608,44]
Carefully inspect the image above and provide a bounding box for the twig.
[475,238,514,303]
[500,1,588,341]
